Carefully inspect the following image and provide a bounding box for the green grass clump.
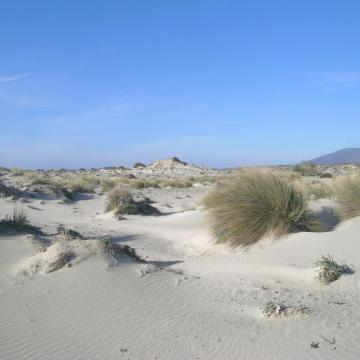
[316,255,352,284]
[336,175,360,219]
[204,169,323,246]
[1,209,31,230]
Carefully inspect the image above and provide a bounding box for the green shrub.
[204,169,323,246]
[316,255,352,284]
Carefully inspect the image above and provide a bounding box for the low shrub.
[315,255,352,284]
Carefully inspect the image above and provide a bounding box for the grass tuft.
[336,175,360,219]
[204,169,324,246]
[67,176,98,193]
[1,209,31,230]
[106,186,160,218]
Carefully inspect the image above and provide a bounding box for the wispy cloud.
[0,73,31,84]
[262,71,360,90]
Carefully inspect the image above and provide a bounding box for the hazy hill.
[310,148,360,164]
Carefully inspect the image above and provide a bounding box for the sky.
[1,0,360,169]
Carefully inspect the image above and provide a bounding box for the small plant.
[315,255,352,284]
[100,238,145,262]
[56,225,83,241]
[1,209,31,230]
[51,185,73,202]
[204,169,323,246]
[262,302,286,317]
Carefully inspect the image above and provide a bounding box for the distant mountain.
[310,148,360,164]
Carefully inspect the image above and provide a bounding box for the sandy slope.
[1,188,360,360]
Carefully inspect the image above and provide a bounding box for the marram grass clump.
[204,169,323,247]
[335,175,360,219]
[315,255,352,284]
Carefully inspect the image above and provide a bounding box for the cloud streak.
[262,71,360,90]
[0,73,31,84]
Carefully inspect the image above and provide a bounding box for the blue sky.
[1,0,359,169]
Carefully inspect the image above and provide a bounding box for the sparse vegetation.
[316,255,352,284]
[0,209,32,230]
[67,176,98,193]
[336,175,360,219]
[101,178,118,192]
[204,169,324,246]
[100,238,145,262]
[319,172,333,179]
[293,162,318,177]
[23,172,50,185]
[301,181,334,200]
[261,302,310,318]
[10,167,26,176]
[100,176,195,191]
[106,185,160,217]
[56,225,83,241]
[262,303,286,317]
[51,184,73,202]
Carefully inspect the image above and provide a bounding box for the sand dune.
[1,164,360,359]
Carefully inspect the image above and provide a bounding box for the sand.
[1,165,360,360]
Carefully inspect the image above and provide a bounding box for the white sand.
[1,181,360,359]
